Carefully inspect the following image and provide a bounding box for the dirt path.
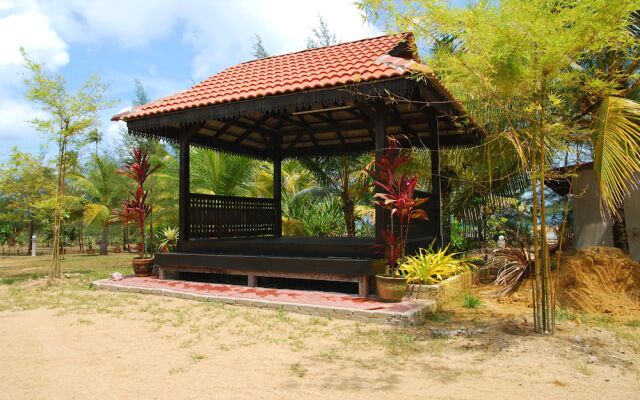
[1,295,639,400]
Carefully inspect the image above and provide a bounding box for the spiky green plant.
[158,226,179,252]
[399,244,472,285]
[463,293,482,309]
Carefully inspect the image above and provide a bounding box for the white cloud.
[36,0,380,79]
[0,7,68,69]
[0,98,42,139]
[0,1,14,11]
[176,0,382,79]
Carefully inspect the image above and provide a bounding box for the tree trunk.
[27,219,34,255]
[79,223,84,253]
[341,192,356,237]
[340,158,356,237]
[100,223,109,255]
[612,205,629,253]
[149,206,154,254]
[123,223,128,252]
[50,138,67,277]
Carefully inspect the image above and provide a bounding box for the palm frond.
[592,96,640,216]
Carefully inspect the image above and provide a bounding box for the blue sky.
[0,0,385,161]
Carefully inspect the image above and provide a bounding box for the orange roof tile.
[113,33,416,121]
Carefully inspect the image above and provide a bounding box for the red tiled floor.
[99,276,424,313]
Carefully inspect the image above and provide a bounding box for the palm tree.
[74,155,127,255]
[190,148,258,196]
[299,155,371,236]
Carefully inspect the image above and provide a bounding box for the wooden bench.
[155,252,382,297]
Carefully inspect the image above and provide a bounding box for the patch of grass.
[289,362,307,378]
[308,316,329,326]
[557,307,579,321]
[462,293,482,309]
[576,362,592,377]
[425,311,452,322]
[190,352,206,363]
[624,319,640,328]
[318,347,341,361]
[168,367,186,375]
[275,309,291,323]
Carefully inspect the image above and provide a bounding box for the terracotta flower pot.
[375,274,408,302]
[132,257,154,277]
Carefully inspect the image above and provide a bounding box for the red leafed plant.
[117,148,159,259]
[366,138,428,276]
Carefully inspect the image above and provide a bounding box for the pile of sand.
[556,246,640,316]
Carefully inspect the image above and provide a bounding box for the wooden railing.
[188,193,276,239]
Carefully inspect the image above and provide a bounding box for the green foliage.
[22,49,112,276]
[449,218,465,252]
[158,226,179,251]
[251,34,270,59]
[284,195,345,237]
[359,0,640,334]
[190,148,258,196]
[592,96,640,215]
[399,244,472,285]
[0,225,19,254]
[306,15,337,49]
[74,154,126,227]
[299,154,372,236]
[85,236,97,251]
[462,293,482,309]
[0,148,55,246]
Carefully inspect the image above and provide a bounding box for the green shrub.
[85,236,97,251]
[399,244,472,285]
[463,293,482,309]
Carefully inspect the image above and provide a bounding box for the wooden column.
[178,125,199,249]
[273,136,282,238]
[427,109,443,248]
[372,106,387,245]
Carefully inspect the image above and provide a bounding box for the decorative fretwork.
[189,193,276,239]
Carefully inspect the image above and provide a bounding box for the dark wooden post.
[427,109,443,248]
[273,137,282,237]
[178,125,199,249]
[372,105,387,245]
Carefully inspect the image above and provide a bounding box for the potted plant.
[85,236,97,255]
[118,148,159,277]
[158,226,179,253]
[367,138,428,302]
[111,238,122,253]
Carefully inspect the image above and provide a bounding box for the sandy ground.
[0,281,639,400]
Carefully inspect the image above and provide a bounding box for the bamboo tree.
[359,0,640,333]
[22,50,110,277]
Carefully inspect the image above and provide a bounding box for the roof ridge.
[236,32,412,66]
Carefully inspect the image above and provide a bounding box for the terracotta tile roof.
[113,33,416,121]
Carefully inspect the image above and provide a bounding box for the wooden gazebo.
[112,33,481,296]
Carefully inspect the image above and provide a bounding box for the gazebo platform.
[92,276,436,326]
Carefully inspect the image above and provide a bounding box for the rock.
[588,355,599,364]
[431,328,467,338]
[112,272,124,281]
[581,345,593,354]
[574,335,583,343]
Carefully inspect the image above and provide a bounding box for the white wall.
[571,168,640,261]
[572,169,614,248]
[624,182,640,261]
